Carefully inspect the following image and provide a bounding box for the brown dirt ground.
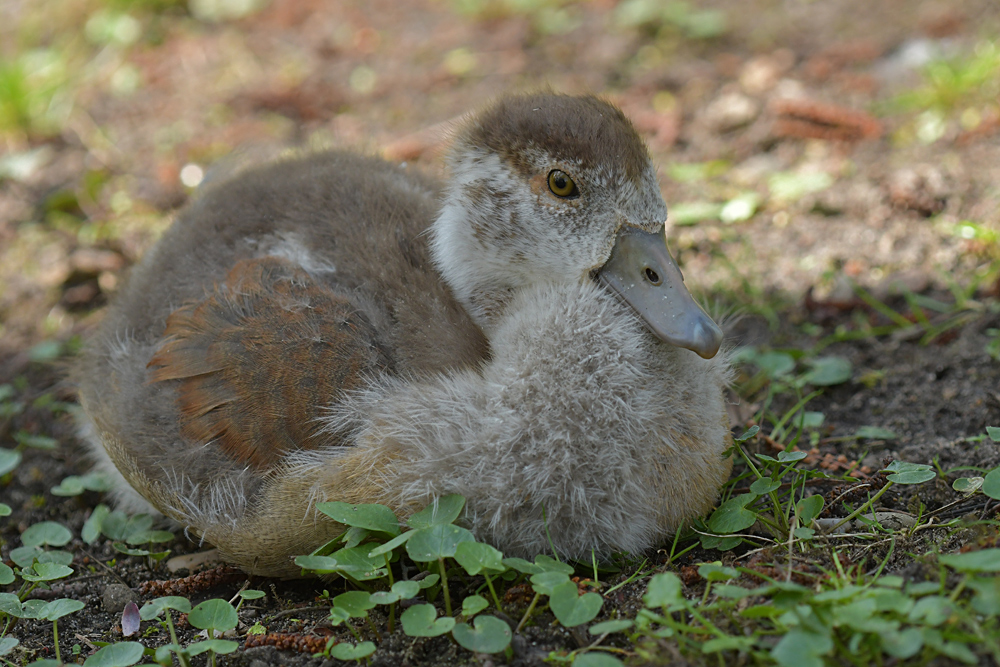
[3,0,1000,665]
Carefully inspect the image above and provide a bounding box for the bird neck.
[430,196,518,336]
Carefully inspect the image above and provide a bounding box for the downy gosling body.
[76,93,732,577]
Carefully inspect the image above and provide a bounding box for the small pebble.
[887,165,948,215]
[860,512,917,532]
[704,91,760,132]
[102,583,138,614]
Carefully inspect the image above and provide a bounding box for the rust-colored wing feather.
[148,257,394,469]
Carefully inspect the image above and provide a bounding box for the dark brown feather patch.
[148,257,393,469]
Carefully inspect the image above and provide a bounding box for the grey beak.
[597,227,723,359]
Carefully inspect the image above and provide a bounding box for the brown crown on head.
[457,93,652,183]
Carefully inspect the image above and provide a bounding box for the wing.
[147,257,394,469]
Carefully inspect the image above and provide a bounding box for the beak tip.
[691,320,724,359]
[653,317,723,358]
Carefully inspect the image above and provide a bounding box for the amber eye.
[547,170,579,199]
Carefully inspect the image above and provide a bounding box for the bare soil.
[3,0,1000,665]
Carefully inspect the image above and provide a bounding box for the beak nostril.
[644,267,661,285]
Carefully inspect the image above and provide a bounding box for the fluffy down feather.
[323,281,732,559]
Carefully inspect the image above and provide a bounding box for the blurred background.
[4,4,1000,662]
[1,0,999,367]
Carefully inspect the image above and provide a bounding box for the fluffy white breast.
[322,281,730,558]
